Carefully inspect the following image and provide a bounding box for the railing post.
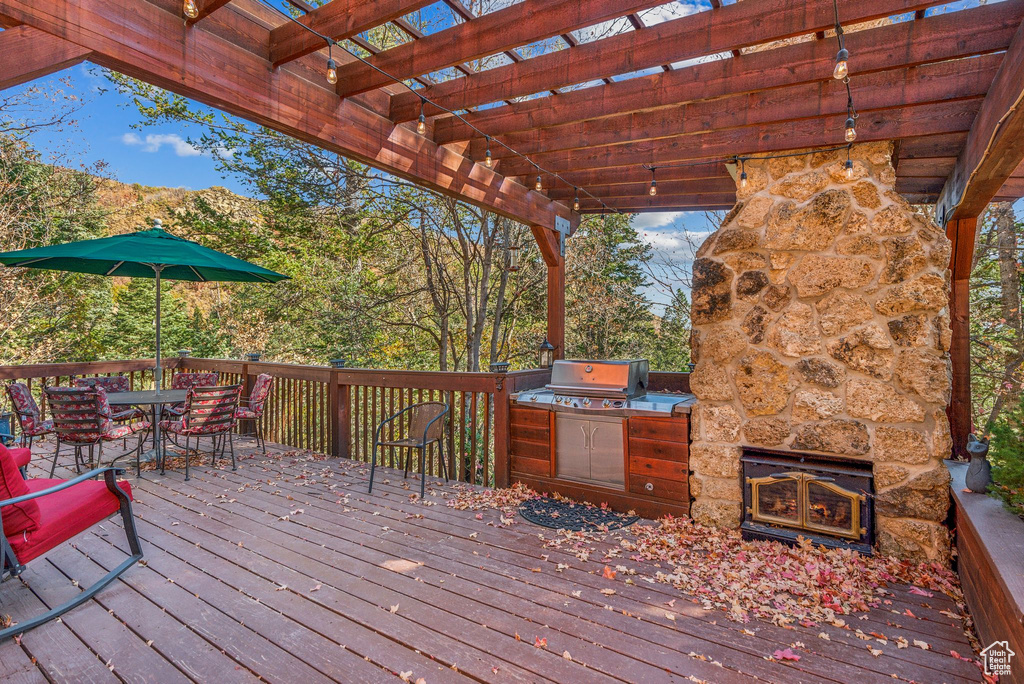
[492,374,511,489]
[329,370,350,458]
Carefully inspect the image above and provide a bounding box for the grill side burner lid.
[545,359,649,399]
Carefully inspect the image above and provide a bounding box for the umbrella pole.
[155,265,162,393]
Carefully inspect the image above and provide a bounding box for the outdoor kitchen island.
[509,360,695,519]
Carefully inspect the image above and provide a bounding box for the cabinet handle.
[580,424,589,449]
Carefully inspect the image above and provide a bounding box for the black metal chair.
[369,401,449,498]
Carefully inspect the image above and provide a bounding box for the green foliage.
[989,396,1024,519]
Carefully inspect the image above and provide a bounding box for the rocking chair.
[0,443,142,640]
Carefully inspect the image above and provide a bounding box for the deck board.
[0,439,982,683]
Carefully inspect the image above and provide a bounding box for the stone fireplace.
[688,142,953,563]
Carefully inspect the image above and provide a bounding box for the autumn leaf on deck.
[534,636,547,648]
[908,586,934,597]
[773,648,801,662]
[602,565,616,580]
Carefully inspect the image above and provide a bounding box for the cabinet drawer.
[629,474,689,501]
[511,422,549,443]
[512,455,550,477]
[511,438,550,461]
[629,455,687,482]
[510,406,550,427]
[628,417,689,443]
[628,437,688,463]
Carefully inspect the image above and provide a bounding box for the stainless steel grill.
[512,359,694,418]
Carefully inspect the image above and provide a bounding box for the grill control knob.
[645,482,654,492]
[555,396,563,403]
[602,399,610,407]
[530,395,538,401]
[582,398,591,406]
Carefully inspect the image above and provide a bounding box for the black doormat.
[518,497,640,531]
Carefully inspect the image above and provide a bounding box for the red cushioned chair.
[164,372,220,418]
[235,373,273,453]
[0,444,142,640]
[159,384,241,480]
[5,383,53,450]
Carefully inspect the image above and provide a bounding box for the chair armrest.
[0,467,126,508]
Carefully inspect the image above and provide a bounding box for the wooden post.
[946,217,978,460]
[531,225,566,359]
[329,371,350,458]
[492,375,511,489]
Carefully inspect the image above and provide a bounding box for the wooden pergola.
[2,0,1024,457]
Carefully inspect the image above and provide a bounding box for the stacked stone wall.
[688,141,953,563]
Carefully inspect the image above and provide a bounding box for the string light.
[573,189,580,212]
[739,159,748,189]
[845,147,854,179]
[649,167,657,196]
[183,0,199,19]
[417,98,427,135]
[325,43,338,85]
[535,175,543,192]
[484,136,492,168]
[833,48,849,80]
[844,117,857,142]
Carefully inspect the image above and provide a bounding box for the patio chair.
[45,386,151,478]
[5,383,53,450]
[159,384,241,481]
[0,444,142,641]
[74,376,149,445]
[369,402,449,499]
[235,373,273,453]
[164,372,220,418]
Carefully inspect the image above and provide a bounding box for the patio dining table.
[107,389,189,460]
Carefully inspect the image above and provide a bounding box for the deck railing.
[0,358,689,488]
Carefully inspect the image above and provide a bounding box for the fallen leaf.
[773,648,801,662]
[534,637,547,649]
[602,566,617,580]
[390,604,400,614]
[913,639,930,650]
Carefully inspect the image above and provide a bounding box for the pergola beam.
[0,0,574,231]
[497,99,981,177]
[473,56,999,163]
[391,0,952,122]
[268,0,435,66]
[0,24,91,91]
[186,0,231,24]
[428,0,1021,141]
[935,16,1024,225]
[331,0,672,99]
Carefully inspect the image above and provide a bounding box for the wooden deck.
[0,439,982,684]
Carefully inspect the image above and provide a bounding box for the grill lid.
[545,359,649,399]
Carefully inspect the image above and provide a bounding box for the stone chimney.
[688,142,953,563]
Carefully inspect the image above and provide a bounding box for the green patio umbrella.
[0,219,289,391]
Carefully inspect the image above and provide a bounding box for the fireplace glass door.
[748,472,863,540]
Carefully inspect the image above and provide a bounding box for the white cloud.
[631,212,684,230]
[121,132,202,157]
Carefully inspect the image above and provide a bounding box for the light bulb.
[535,176,543,191]
[417,113,426,135]
[740,170,748,188]
[649,180,657,196]
[845,159,854,179]
[184,0,199,19]
[833,48,849,80]
[573,195,580,211]
[485,148,492,168]
[326,58,338,85]
[844,118,857,143]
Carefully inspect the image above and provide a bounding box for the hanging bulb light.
[845,158,854,179]
[326,58,338,85]
[184,0,199,19]
[738,159,748,189]
[484,136,492,168]
[844,117,857,143]
[535,175,543,192]
[833,48,849,80]
[573,189,580,212]
[417,99,426,135]
[649,168,657,196]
